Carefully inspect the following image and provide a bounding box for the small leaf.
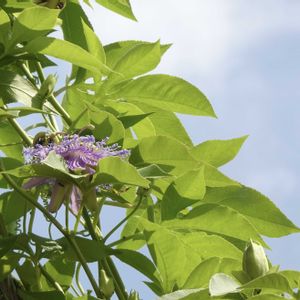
[113,74,216,117]
[92,156,149,188]
[8,6,59,50]
[209,273,240,296]
[190,136,248,167]
[240,273,293,294]
[138,164,170,179]
[95,0,136,21]
[130,136,197,176]
[24,37,110,75]
[0,69,37,106]
[202,186,300,237]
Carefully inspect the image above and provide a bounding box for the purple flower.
[23,134,130,213]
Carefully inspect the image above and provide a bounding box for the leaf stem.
[7,117,32,146]
[103,193,143,243]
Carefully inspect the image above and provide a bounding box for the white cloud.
[85,0,300,76]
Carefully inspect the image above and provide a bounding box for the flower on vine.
[23,134,130,213]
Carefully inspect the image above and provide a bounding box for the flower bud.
[129,290,140,300]
[242,240,269,279]
[100,269,114,298]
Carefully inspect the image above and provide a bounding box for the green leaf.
[0,253,21,281]
[279,270,300,288]
[240,273,293,294]
[202,186,300,237]
[135,103,193,146]
[130,136,197,176]
[248,295,289,300]
[63,88,125,144]
[104,40,171,69]
[209,273,240,296]
[161,167,206,220]
[203,163,239,187]
[114,248,160,284]
[156,288,209,300]
[113,74,216,117]
[40,257,75,290]
[95,0,136,21]
[24,37,110,75]
[91,156,149,188]
[0,191,34,224]
[139,218,242,291]
[0,9,10,47]
[183,257,242,289]
[105,41,161,85]
[57,236,108,262]
[8,7,59,50]
[190,136,248,167]
[138,164,170,179]
[18,290,65,300]
[0,69,37,106]
[0,121,23,160]
[164,203,265,245]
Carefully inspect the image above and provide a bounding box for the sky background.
[33,1,300,299]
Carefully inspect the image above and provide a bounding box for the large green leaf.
[24,37,110,75]
[95,0,136,21]
[0,191,34,224]
[105,41,161,85]
[0,121,23,160]
[114,248,160,284]
[18,291,65,300]
[161,167,206,220]
[57,236,108,262]
[0,253,21,281]
[8,7,59,50]
[183,257,242,289]
[156,288,210,300]
[202,186,300,237]
[164,203,265,245]
[139,218,242,292]
[40,257,75,291]
[104,40,170,69]
[134,102,193,146]
[240,273,293,295]
[130,136,197,176]
[190,136,248,167]
[0,9,10,47]
[112,74,216,117]
[0,69,37,106]
[91,156,149,188]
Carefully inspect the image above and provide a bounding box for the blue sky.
[32,1,300,298]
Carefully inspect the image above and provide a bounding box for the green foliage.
[0,1,298,300]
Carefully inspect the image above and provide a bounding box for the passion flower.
[23,134,130,213]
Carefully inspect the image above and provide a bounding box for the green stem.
[106,233,144,248]
[75,263,85,296]
[28,208,35,235]
[48,94,72,126]
[20,63,36,85]
[82,208,127,300]
[8,118,32,146]
[103,195,143,243]
[103,200,133,209]
[0,170,102,298]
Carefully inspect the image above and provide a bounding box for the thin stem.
[20,63,36,85]
[28,208,35,235]
[8,118,32,146]
[75,263,85,296]
[48,94,72,126]
[34,61,45,81]
[106,233,144,248]
[38,263,65,294]
[0,169,102,298]
[81,208,127,300]
[71,283,81,297]
[103,195,143,243]
[103,200,133,209]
